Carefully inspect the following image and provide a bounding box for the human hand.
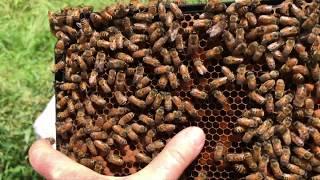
[29,126,205,180]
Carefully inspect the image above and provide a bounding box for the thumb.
[28,139,113,180]
[132,127,205,180]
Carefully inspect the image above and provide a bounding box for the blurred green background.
[0,0,204,179]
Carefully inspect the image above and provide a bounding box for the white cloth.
[33,96,56,148]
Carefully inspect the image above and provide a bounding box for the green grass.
[0,0,205,179]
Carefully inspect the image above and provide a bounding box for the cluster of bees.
[208,0,320,179]
[51,0,320,178]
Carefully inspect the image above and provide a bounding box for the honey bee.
[169,49,182,67]
[129,34,148,44]
[256,119,272,136]
[160,48,171,65]
[233,164,246,174]
[184,101,198,117]
[132,48,152,59]
[245,172,264,180]
[137,76,151,89]
[128,95,146,109]
[112,125,127,138]
[302,11,319,30]
[57,96,68,109]
[115,52,133,64]
[252,142,262,162]
[153,92,164,110]
[220,66,235,82]
[263,141,276,158]
[123,39,139,52]
[270,159,283,179]
[135,152,152,164]
[293,85,307,108]
[175,34,184,52]
[143,56,161,67]
[291,132,304,147]
[145,89,157,106]
[309,127,320,145]
[252,45,266,61]
[56,118,73,134]
[312,145,320,158]
[223,56,243,65]
[107,152,124,166]
[229,14,239,33]
[245,12,257,27]
[112,133,127,146]
[139,114,155,126]
[275,93,294,109]
[85,138,98,156]
[154,107,165,125]
[282,129,292,146]
[265,93,274,114]
[164,11,174,27]
[236,64,247,85]
[93,140,110,153]
[90,131,108,140]
[193,58,208,75]
[115,71,127,91]
[165,110,183,122]
[248,91,266,105]
[79,158,96,169]
[84,99,96,115]
[145,129,156,144]
[131,123,147,134]
[244,152,257,171]
[132,65,144,84]
[126,126,139,142]
[133,12,154,22]
[293,147,313,160]
[207,21,226,38]
[206,46,224,60]
[242,129,256,143]
[158,2,166,21]
[294,121,309,141]
[59,82,77,91]
[157,124,176,133]
[258,154,269,175]
[209,77,228,90]
[261,125,275,141]
[274,79,285,99]
[97,78,111,94]
[135,86,152,98]
[258,79,275,94]
[169,2,183,19]
[246,71,256,90]
[90,95,106,107]
[172,96,184,111]
[179,64,191,82]
[153,35,169,52]
[190,88,208,100]
[271,137,283,157]
[186,33,199,55]
[225,153,245,162]
[214,143,225,161]
[163,93,173,112]
[168,72,179,89]
[118,112,135,126]
[223,30,236,51]
[237,118,258,128]
[113,91,127,106]
[193,19,212,29]
[146,140,165,152]
[132,23,147,33]
[154,65,174,75]
[108,107,130,117]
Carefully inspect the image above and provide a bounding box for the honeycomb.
[53,1,320,179]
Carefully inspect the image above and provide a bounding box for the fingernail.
[44,137,56,145]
